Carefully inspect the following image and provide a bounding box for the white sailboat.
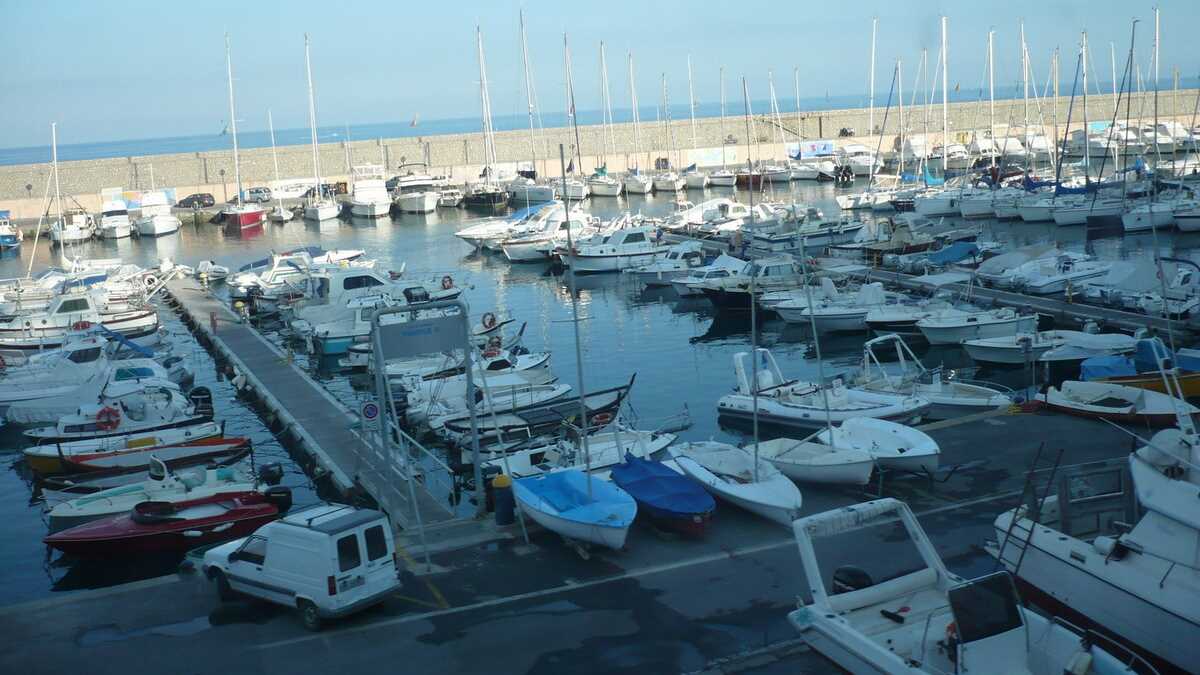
[266,110,295,223]
[301,35,339,222]
[622,53,654,195]
[682,55,708,189]
[709,68,737,187]
[588,42,623,197]
[668,441,802,526]
[47,125,95,246]
[652,74,685,192]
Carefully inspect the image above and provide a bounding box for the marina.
[1,4,1200,675]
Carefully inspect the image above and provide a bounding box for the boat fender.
[441,275,454,290]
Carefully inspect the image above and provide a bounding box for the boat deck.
[162,278,456,531]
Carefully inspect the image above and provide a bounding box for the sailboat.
[682,56,709,189]
[507,10,556,207]
[301,35,339,222]
[266,110,294,223]
[761,71,791,183]
[622,52,654,195]
[708,67,737,187]
[218,35,266,229]
[913,16,962,217]
[559,34,590,201]
[652,74,686,192]
[47,124,95,245]
[588,41,623,197]
[463,26,509,214]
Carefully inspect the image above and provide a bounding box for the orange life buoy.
[72,320,93,331]
[96,406,121,431]
[441,275,453,290]
[481,312,497,330]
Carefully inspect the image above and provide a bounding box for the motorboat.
[916,307,1038,345]
[0,211,22,250]
[47,455,259,532]
[454,203,552,250]
[349,166,392,218]
[1040,380,1198,427]
[417,374,570,429]
[500,204,597,263]
[610,454,715,537]
[437,189,464,208]
[513,470,636,550]
[694,256,805,310]
[39,444,252,506]
[668,441,802,526]
[837,144,882,176]
[716,349,930,430]
[561,225,668,274]
[855,334,1013,415]
[863,298,955,339]
[972,243,1061,288]
[963,330,1136,366]
[621,241,706,286]
[1010,256,1112,295]
[814,417,940,474]
[22,421,228,474]
[44,488,292,557]
[0,291,159,354]
[670,254,746,297]
[789,498,1145,675]
[97,200,132,239]
[479,426,675,480]
[505,177,556,206]
[395,188,439,214]
[134,192,181,237]
[988,365,1200,674]
[752,437,875,486]
[775,282,895,332]
[51,210,96,245]
[195,260,229,281]
[22,383,214,445]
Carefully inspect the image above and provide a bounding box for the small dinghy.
[1040,380,1198,427]
[46,456,259,532]
[513,469,637,550]
[44,487,292,557]
[23,421,226,474]
[668,441,802,527]
[610,453,716,537]
[752,438,875,485]
[815,417,940,474]
[38,445,253,504]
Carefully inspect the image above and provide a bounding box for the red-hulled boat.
[44,488,291,557]
[63,436,253,473]
[219,203,265,228]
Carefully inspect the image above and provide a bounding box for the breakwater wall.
[1,89,1195,216]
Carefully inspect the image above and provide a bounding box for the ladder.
[992,443,1064,576]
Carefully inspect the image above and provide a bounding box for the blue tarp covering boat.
[926,242,981,266]
[610,454,715,537]
[513,469,637,550]
[1081,338,1200,380]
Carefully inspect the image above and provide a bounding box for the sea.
[0,179,1193,605]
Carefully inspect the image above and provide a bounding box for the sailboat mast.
[1153,7,1160,174]
[563,34,583,172]
[719,67,727,168]
[227,34,245,207]
[51,123,62,222]
[1021,21,1029,136]
[600,41,614,166]
[769,71,786,151]
[898,59,905,177]
[687,55,698,151]
[1082,32,1090,176]
[268,110,280,183]
[794,67,802,141]
[629,53,643,171]
[519,10,538,174]
[941,16,949,162]
[1053,49,1060,171]
[988,30,995,168]
[476,26,496,185]
[869,16,877,136]
[741,75,759,482]
[661,74,675,169]
[303,34,322,198]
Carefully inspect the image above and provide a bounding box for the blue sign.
[360,400,379,421]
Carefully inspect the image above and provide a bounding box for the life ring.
[71,320,92,331]
[95,406,121,431]
[143,274,159,288]
[591,412,614,427]
[441,275,453,290]
[483,347,501,358]
[481,312,497,330]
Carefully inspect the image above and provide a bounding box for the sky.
[1,0,1197,149]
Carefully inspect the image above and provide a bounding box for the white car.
[202,504,401,631]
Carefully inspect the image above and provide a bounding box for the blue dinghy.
[513,469,637,550]
[610,454,715,537]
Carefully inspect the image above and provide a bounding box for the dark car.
[177,193,216,208]
[300,183,343,199]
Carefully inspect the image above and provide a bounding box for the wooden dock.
[162,278,457,531]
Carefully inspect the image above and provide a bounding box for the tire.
[211,570,236,602]
[298,600,322,632]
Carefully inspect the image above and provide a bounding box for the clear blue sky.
[1,0,1196,148]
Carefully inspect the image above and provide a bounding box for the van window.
[337,534,362,571]
[364,525,388,561]
[238,536,268,565]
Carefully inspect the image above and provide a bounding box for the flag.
[478,166,491,178]
[566,158,575,174]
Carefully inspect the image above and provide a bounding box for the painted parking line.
[250,487,1027,652]
[394,545,450,610]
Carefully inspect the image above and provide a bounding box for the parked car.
[243,186,273,203]
[177,193,215,208]
[202,504,400,631]
[300,183,343,199]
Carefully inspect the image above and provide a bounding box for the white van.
[202,504,401,631]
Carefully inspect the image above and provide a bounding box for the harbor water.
[0,178,1196,604]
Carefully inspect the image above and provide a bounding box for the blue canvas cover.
[1081,338,1196,380]
[514,469,636,526]
[610,454,714,520]
[922,164,945,187]
[1080,355,1138,380]
[1132,338,1171,373]
[927,242,980,265]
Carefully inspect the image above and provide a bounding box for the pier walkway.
[163,278,456,531]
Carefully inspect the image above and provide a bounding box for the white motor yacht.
[348,166,392,218]
[1011,255,1112,295]
[562,225,668,273]
[670,254,746,297]
[97,200,132,239]
[916,307,1038,345]
[134,192,181,237]
[622,241,706,286]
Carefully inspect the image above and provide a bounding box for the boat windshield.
[947,572,1023,643]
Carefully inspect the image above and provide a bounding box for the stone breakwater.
[0,90,1195,215]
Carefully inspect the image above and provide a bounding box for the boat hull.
[917,315,1037,345]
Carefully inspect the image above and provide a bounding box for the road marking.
[251,488,1026,652]
[918,407,1011,431]
[395,545,450,610]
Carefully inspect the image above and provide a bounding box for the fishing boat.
[751,437,875,485]
[1040,380,1197,427]
[775,282,895,332]
[38,444,252,504]
[22,384,214,445]
[22,421,229,474]
[561,225,669,274]
[668,441,802,527]
[44,488,292,557]
[916,307,1038,345]
[610,454,715,537]
[513,469,636,550]
[47,456,259,532]
[0,210,22,250]
[789,498,1145,675]
[717,349,929,430]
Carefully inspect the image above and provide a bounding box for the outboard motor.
[161,356,195,388]
[831,565,874,594]
[263,485,293,513]
[257,462,285,486]
[188,386,214,420]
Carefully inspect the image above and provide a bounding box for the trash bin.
[492,474,515,526]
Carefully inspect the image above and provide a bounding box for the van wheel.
[298,600,322,632]
[211,570,236,602]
